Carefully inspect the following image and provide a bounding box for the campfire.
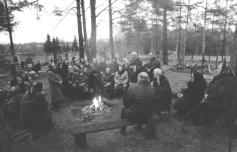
[79,95,113,122]
[89,95,106,112]
[82,95,111,114]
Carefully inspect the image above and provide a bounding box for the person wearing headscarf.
[151,68,172,114]
[114,64,129,94]
[120,72,156,135]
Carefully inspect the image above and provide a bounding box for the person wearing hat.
[151,68,172,115]
[120,72,156,136]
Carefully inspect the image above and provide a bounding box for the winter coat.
[47,71,63,104]
[152,75,172,113]
[123,82,156,123]
[114,71,129,85]
[206,75,235,112]
[20,91,51,129]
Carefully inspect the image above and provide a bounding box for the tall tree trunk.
[109,0,115,59]
[201,0,207,73]
[210,9,215,63]
[222,0,228,61]
[182,0,190,65]
[4,0,16,76]
[90,0,97,59]
[81,0,89,60]
[177,5,182,64]
[192,25,197,61]
[76,0,84,58]
[162,8,168,65]
[230,24,237,75]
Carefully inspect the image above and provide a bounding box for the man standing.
[120,72,156,137]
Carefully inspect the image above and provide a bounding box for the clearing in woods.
[7,71,237,152]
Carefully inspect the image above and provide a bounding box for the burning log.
[89,96,105,112]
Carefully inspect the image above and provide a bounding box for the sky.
[0,0,231,44]
[0,0,123,44]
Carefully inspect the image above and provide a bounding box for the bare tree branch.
[96,0,119,17]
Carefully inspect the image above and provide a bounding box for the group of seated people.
[46,53,162,104]
[0,73,52,131]
[174,63,236,126]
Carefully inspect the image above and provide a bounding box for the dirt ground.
[28,71,237,152]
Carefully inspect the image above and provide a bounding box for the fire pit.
[81,95,112,122]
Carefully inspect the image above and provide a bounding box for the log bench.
[68,119,134,148]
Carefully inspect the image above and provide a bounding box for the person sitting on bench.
[189,68,235,126]
[120,72,155,136]
[19,82,53,130]
[102,67,114,98]
[114,64,129,95]
[151,68,172,115]
[174,72,207,117]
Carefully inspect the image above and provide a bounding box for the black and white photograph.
[1,0,237,151]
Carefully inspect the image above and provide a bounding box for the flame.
[90,95,104,111]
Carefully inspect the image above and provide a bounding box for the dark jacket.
[206,75,235,112]
[183,73,207,104]
[20,91,51,129]
[152,75,172,112]
[102,73,114,84]
[123,82,156,122]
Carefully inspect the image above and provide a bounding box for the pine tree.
[72,36,79,52]
[43,34,53,54]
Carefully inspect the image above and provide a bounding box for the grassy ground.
[31,71,237,152]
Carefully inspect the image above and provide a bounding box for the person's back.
[20,88,51,130]
[122,72,155,124]
[124,83,154,116]
[152,74,172,113]
[207,74,235,112]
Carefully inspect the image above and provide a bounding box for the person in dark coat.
[147,57,161,81]
[174,72,207,117]
[130,52,143,74]
[120,72,156,135]
[190,69,235,126]
[19,83,52,130]
[151,68,172,115]
[77,71,89,98]
[128,65,138,83]
[32,60,41,73]
[88,61,103,95]
[102,67,114,98]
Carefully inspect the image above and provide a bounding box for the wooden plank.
[69,119,134,135]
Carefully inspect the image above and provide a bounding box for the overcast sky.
[0,0,123,44]
[0,0,230,44]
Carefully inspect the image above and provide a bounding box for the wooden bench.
[68,119,134,147]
